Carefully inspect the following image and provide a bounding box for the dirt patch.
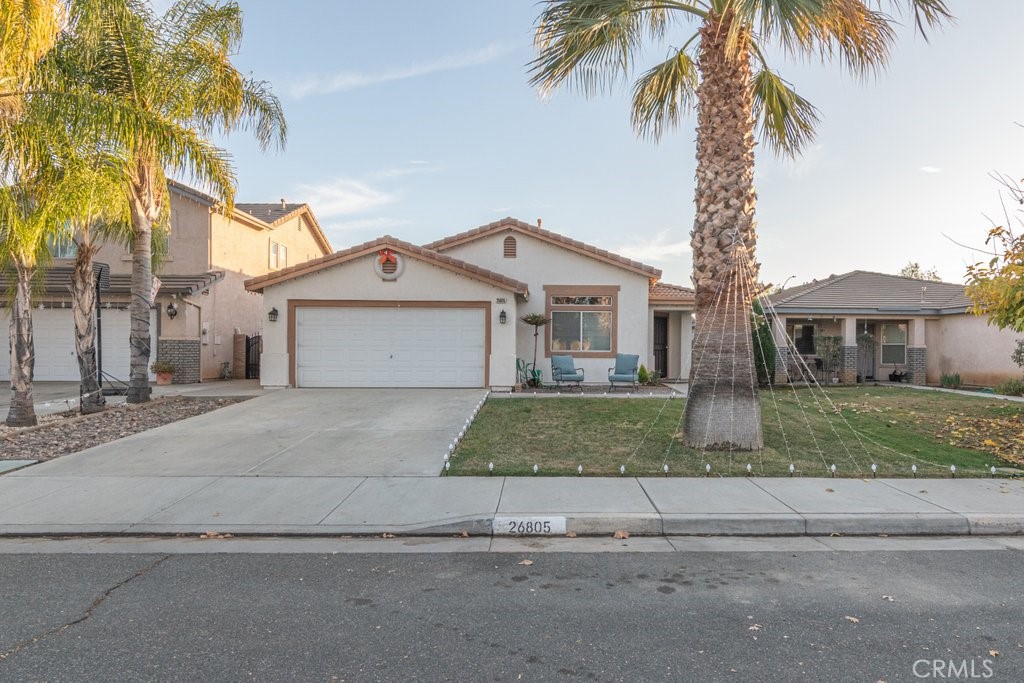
[0,397,246,461]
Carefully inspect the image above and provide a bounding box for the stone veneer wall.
[774,345,791,384]
[840,346,858,384]
[157,338,201,384]
[907,347,927,385]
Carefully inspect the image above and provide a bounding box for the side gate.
[245,334,262,379]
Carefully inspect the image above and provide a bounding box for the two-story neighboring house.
[0,181,331,384]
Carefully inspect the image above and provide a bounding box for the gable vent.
[503,235,517,258]
[381,259,398,274]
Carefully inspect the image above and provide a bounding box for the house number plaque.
[493,516,567,535]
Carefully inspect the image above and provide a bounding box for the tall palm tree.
[61,0,285,403]
[530,0,952,449]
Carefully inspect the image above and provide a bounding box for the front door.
[653,316,668,378]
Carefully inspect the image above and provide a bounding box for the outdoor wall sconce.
[499,310,507,325]
[268,307,279,323]
[166,302,177,319]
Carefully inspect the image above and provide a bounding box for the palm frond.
[530,0,700,98]
[750,67,819,156]
[630,47,699,141]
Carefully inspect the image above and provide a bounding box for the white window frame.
[880,323,907,365]
[269,240,279,269]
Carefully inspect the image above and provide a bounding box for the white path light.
[789,463,795,476]
[443,453,449,462]
[830,464,836,477]
[871,463,877,477]
[705,463,711,476]
[577,464,583,476]
[619,465,625,476]
[950,464,957,477]
[991,465,997,477]
[746,463,752,475]
[444,462,450,472]
[533,464,539,475]
[488,462,494,474]
[912,464,918,477]
[663,464,669,476]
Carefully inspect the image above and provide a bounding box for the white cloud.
[614,229,691,263]
[492,207,511,213]
[289,43,513,98]
[366,161,444,180]
[296,178,396,218]
[920,166,943,173]
[783,144,825,178]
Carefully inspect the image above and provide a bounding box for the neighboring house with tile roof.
[247,217,695,388]
[1,181,333,385]
[766,270,1020,386]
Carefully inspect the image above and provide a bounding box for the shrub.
[1013,339,1024,368]
[752,300,776,386]
[637,364,650,385]
[940,373,962,389]
[150,360,175,374]
[994,377,1024,397]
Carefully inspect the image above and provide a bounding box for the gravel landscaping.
[0,397,246,462]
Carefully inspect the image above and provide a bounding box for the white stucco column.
[679,312,694,381]
[841,316,858,345]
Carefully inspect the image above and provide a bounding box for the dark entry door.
[653,316,668,378]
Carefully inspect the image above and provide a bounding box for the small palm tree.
[60,0,286,403]
[530,0,952,449]
[521,312,552,376]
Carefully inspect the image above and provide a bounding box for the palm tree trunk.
[71,234,104,414]
[7,262,36,427]
[126,186,155,404]
[683,11,762,450]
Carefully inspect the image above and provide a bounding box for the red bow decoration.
[378,248,397,265]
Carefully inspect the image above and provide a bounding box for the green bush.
[994,377,1024,396]
[637,364,650,385]
[940,372,962,389]
[752,300,776,386]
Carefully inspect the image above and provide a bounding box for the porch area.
[772,315,926,386]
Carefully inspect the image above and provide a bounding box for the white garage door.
[295,306,485,388]
[0,308,155,382]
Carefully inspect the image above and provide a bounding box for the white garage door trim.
[291,301,490,388]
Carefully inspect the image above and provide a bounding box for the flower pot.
[156,371,173,385]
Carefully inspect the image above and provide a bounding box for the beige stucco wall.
[257,252,519,388]
[440,230,651,384]
[926,315,1021,386]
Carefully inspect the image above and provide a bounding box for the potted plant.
[151,360,176,385]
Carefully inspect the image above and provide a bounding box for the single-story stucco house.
[244,218,695,389]
[766,270,1021,386]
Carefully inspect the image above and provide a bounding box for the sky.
[189,1,1024,289]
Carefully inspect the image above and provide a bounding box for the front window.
[545,286,617,355]
[269,240,280,269]
[47,234,77,259]
[551,310,612,351]
[880,323,907,364]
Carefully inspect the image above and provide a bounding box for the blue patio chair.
[608,353,639,391]
[551,355,584,391]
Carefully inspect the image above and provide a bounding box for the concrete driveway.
[16,388,484,478]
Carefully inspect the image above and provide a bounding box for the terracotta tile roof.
[649,281,695,304]
[766,270,971,314]
[424,217,662,279]
[245,235,530,295]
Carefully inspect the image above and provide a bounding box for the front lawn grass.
[448,387,1023,478]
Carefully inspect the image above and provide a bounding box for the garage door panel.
[296,306,485,388]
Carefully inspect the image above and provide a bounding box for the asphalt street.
[0,547,1020,682]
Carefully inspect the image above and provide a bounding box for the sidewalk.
[0,473,1020,538]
